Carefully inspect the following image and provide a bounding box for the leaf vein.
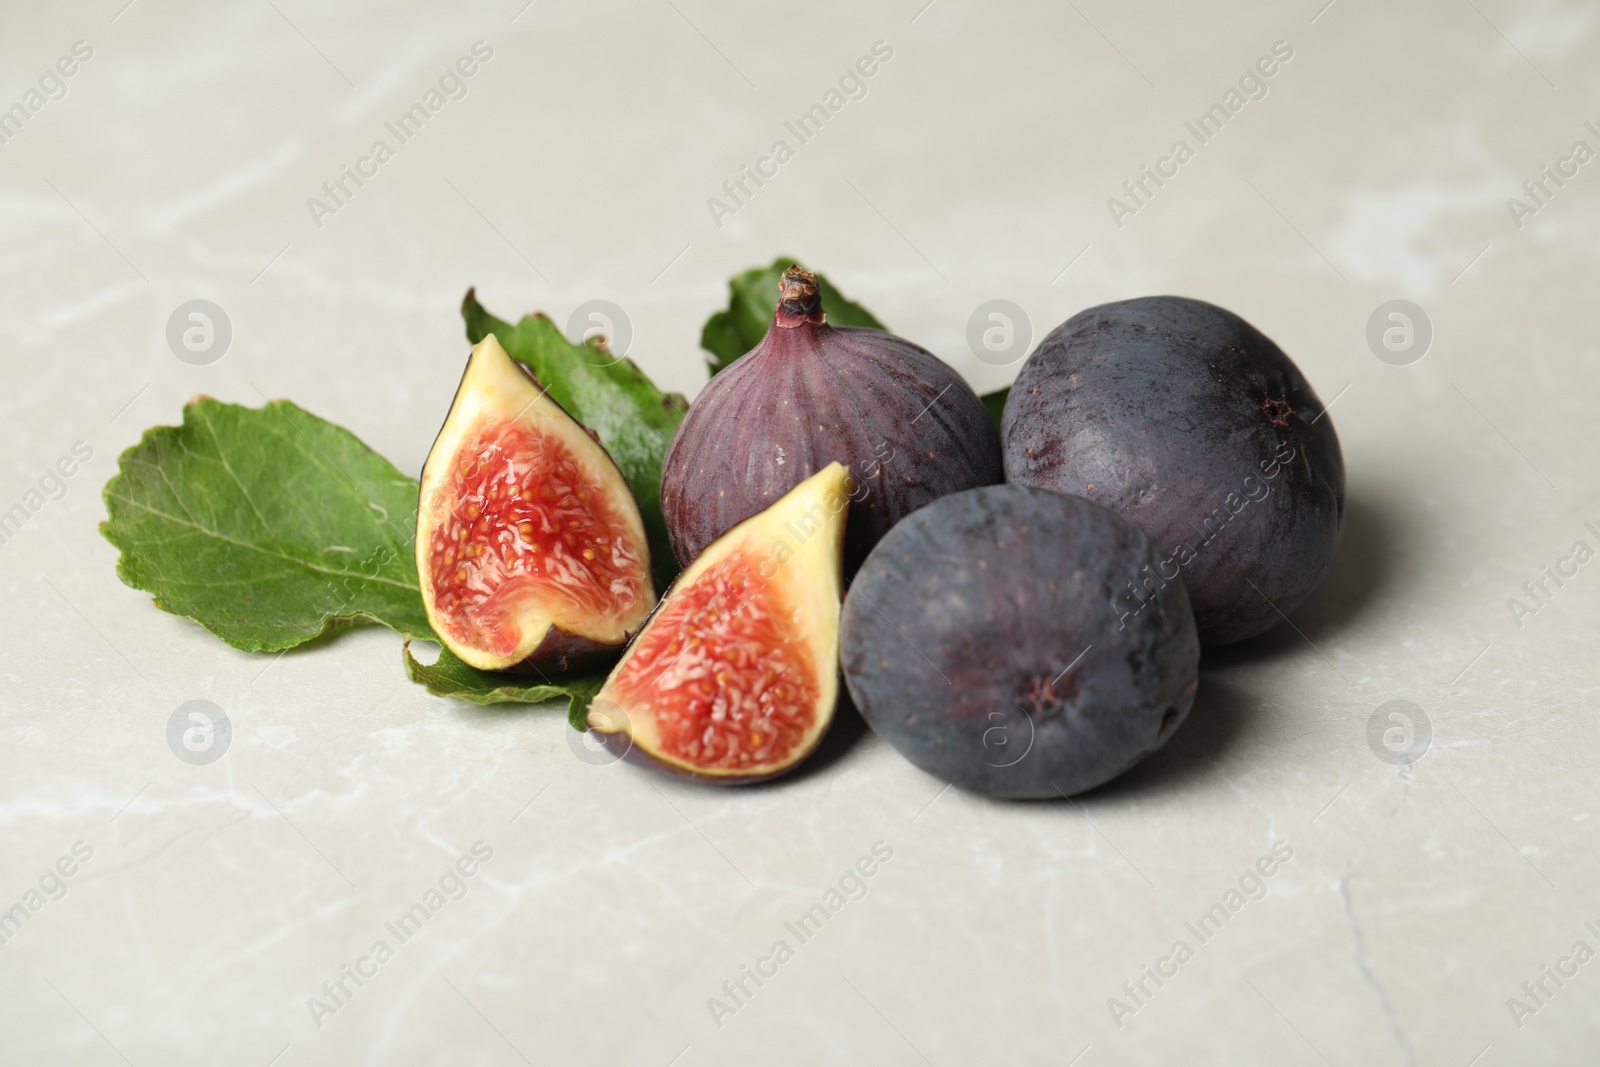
[103,493,418,591]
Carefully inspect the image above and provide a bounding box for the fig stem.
[775,265,825,328]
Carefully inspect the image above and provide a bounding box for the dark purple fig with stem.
[662,265,1002,575]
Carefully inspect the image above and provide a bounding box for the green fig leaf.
[101,397,433,650]
[462,289,686,589]
[403,641,606,728]
[980,387,1008,433]
[102,396,618,723]
[700,257,885,375]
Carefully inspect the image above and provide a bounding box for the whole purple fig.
[662,265,1002,574]
[1002,296,1344,646]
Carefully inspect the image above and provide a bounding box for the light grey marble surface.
[3,1,1598,1064]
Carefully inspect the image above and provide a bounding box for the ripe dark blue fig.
[840,485,1200,799]
[1002,296,1344,646]
[661,265,1001,575]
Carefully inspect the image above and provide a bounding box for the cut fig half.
[589,462,850,784]
[417,334,655,672]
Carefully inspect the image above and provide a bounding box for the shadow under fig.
[1202,486,1401,672]
[1078,676,1263,802]
[1082,489,1403,801]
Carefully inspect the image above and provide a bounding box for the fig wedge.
[417,334,655,672]
[588,463,849,783]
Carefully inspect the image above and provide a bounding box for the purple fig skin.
[1002,296,1344,646]
[507,626,627,675]
[662,266,1002,575]
[841,485,1200,799]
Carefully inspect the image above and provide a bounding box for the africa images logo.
[1115,439,1297,629]
[306,841,493,1029]
[305,42,494,229]
[1106,40,1295,228]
